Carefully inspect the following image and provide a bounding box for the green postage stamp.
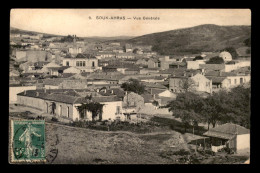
[10,120,46,163]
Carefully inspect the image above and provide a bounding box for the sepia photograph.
[9,8,251,164]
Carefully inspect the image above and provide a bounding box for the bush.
[173,149,190,156]
[36,116,45,120]
[204,149,216,156]
[51,117,59,122]
[222,147,235,154]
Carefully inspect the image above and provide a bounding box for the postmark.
[45,134,59,163]
[10,120,46,163]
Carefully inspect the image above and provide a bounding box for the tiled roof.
[159,96,175,105]
[206,76,226,83]
[203,123,249,139]
[170,61,186,66]
[17,89,122,104]
[199,64,225,71]
[43,78,65,86]
[141,94,154,103]
[86,72,125,80]
[125,68,140,71]
[116,53,135,56]
[47,66,70,71]
[64,54,73,58]
[150,88,167,95]
[98,88,125,98]
[142,82,167,89]
[34,61,50,67]
[148,58,160,63]
[59,73,77,78]
[205,71,219,76]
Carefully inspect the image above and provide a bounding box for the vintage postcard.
[9,9,251,164]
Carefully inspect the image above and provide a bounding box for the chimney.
[24,90,27,95]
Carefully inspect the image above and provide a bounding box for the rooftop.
[199,64,225,71]
[203,123,250,139]
[17,89,122,104]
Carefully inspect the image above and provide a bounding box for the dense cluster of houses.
[9,31,251,154]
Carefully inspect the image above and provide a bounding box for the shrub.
[173,149,190,156]
[51,117,59,122]
[204,149,216,156]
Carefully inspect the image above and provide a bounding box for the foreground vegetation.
[166,86,250,131]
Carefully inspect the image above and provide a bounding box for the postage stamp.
[10,120,46,163]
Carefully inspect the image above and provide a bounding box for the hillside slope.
[127,24,251,55]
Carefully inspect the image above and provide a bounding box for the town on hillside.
[9,9,251,164]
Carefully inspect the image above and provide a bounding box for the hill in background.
[10,27,134,42]
[127,24,251,55]
[10,27,63,38]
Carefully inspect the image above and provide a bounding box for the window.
[116,106,121,114]
[59,105,62,116]
[46,103,48,113]
[92,61,95,67]
[83,61,85,66]
[66,61,69,66]
[234,79,237,84]
[80,61,83,66]
[76,61,79,66]
[240,78,243,84]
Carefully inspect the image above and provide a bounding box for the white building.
[9,85,37,103]
[204,123,250,153]
[219,51,232,62]
[62,53,99,73]
[17,90,123,121]
[187,60,206,70]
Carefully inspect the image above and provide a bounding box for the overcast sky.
[10,9,251,37]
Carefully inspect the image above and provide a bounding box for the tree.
[221,47,239,59]
[193,56,204,61]
[133,48,139,54]
[206,56,224,64]
[243,38,251,47]
[152,100,159,106]
[77,102,104,121]
[226,86,250,128]
[121,78,145,95]
[180,78,196,93]
[166,92,204,132]
[201,87,250,129]
[152,100,159,109]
